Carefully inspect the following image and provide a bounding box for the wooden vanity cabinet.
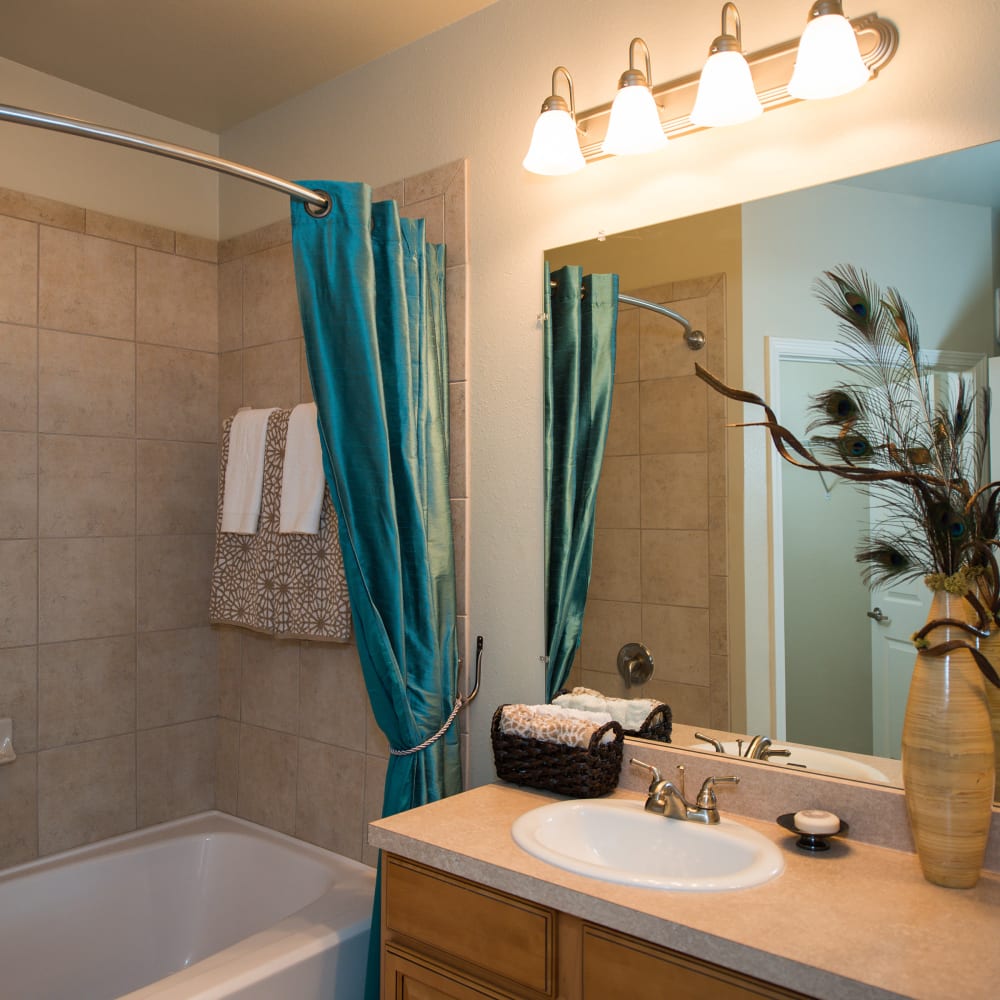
[381,854,814,1000]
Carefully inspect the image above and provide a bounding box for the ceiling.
[0,0,498,132]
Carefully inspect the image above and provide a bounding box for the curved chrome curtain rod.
[550,277,705,351]
[0,102,331,215]
[618,292,704,351]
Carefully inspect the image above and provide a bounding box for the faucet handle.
[696,774,740,808]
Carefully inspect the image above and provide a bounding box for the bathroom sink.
[686,741,890,783]
[511,799,783,891]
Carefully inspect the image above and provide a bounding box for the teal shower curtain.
[544,265,619,701]
[290,182,462,1000]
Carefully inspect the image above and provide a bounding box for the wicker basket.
[490,705,624,798]
[623,702,672,743]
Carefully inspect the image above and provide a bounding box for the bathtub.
[0,811,376,1000]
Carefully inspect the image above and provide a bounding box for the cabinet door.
[582,925,814,1000]
[385,944,515,1000]
[383,855,556,997]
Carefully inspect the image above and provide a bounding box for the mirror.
[545,139,1000,793]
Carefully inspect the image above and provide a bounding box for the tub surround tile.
[365,696,390,759]
[399,197,444,247]
[0,215,38,326]
[579,599,642,677]
[451,499,467,617]
[403,160,463,206]
[0,324,38,432]
[137,439,218,535]
[38,434,135,537]
[137,248,218,352]
[38,227,135,340]
[588,528,642,603]
[38,537,135,643]
[298,641,366,750]
[295,739,365,860]
[638,297,709,382]
[39,330,135,437]
[0,540,38,648]
[218,258,243,353]
[640,530,709,608]
[215,718,240,815]
[174,233,219,264]
[236,724,297,835]
[639,375,708,455]
[37,636,136,748]
[0,754,37,867]
[605,381,638,457]
[241,634,299,734]
[449,382,466,497]
[0,189,84,231]
[0,646,38,753]
[595,455,640,530]
[241,243,302,347]
[216,627,243,720]
[640,453,708,530]
[85,211,175,253]
[640,605,711,687]
[37,734,136,856]
[218,350,244,426]
[137,343,218,443]
[218,219,291,264]
[137,719,216,827]
[241,339,300,410]
[137,534,214,632]
[0,432,37,538]
[137,627,219,729]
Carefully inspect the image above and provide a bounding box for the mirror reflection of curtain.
[290,182,461,1000]
[544,265,619,700]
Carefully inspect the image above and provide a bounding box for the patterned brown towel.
[209,409,352,641]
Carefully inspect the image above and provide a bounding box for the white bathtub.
[0,811,376,1000]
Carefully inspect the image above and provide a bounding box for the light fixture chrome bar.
[0,102,331,215]
[619,293,705,350]
[575,11,897,161]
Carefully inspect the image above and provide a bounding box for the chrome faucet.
[630,758,740,825]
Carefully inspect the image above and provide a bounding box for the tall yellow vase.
[975,626,1000,801]
[901,591,994,889]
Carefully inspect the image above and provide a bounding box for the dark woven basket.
[490,705,624,798]
[623,703,672,743]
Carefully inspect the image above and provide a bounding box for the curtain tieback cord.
[390,636,484,756]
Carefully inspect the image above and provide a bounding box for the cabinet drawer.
[383,855,556,997]
[582,924,814,1000]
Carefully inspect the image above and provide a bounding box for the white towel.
[279,403,325,534]
[221,407,276,533]
[554,686,659,731]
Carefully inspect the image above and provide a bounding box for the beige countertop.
[369,782,1000,1000]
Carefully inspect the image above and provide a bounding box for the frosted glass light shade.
[691,50,763,127]
[602,85,667,156]
[788,13,870,99]
[522,108,585,175]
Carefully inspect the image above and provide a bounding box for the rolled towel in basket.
[554,686,660,732]
[499,704,615,748]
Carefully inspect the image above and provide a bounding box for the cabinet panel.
[581,925,814,1000]
[383,855,556,997]
[385,944,512,1000]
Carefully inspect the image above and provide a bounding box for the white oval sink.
[511,799,784,892]
[686,741,890,783]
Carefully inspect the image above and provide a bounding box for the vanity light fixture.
[602,38,668,156]
[522,66,586,176]
[690,3,763,127]
[521,9,897,174]
[788,0,871,99]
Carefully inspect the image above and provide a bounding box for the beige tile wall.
[571,274,730,729]
[0,160,469,872]
[214,161,469,866]
[0,191,219,868]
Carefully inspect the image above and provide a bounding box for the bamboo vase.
[901,590,994,889]
[975,627,1000,801]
